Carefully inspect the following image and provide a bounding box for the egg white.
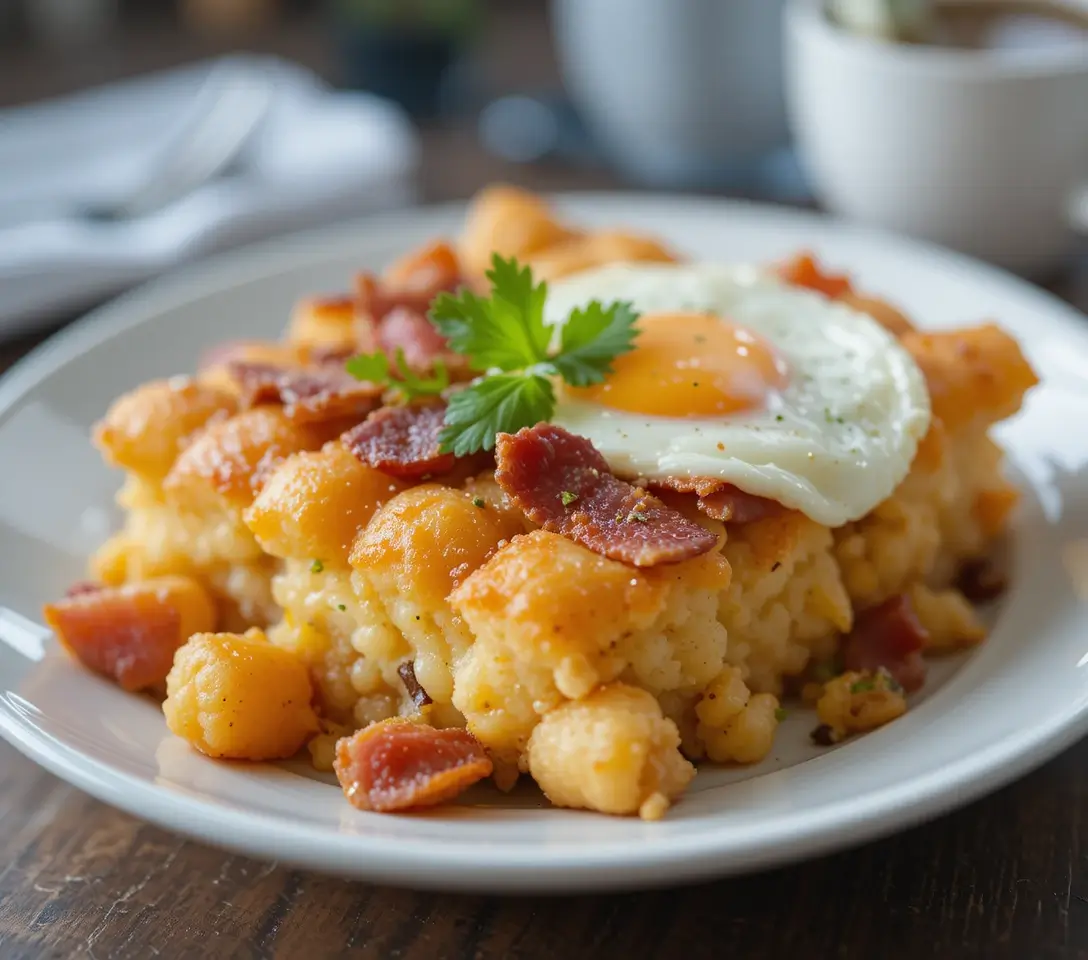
[544,262,931,528]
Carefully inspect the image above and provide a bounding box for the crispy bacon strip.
[349,243,467,374]
[655,476,783,524]
[495,424,719,567]
[334,721,493,812]
[377,307,462,375]
[355,260,461,326]
[229,361,383,424]
[43,578,216,692]
[777,252,853,299]
[342,404,456,478]
[842,594,929,693]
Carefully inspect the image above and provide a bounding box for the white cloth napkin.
[0,54,421,338]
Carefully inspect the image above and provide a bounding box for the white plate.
[1,195,1087,895]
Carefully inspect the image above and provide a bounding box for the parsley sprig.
[345,254,639,456]
[345,348,450,402]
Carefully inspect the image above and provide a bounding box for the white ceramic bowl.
[551,0,790,186]
[785,0,1088,274]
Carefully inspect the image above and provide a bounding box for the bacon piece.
[42,578,216,692]
[342,403,455,478]
[229,361,383,424]
[842,594,929,693]
[655,476,783,524]
[495,424,719,567]
[334,720,493,812]
[699,487,784,523]
[777,252,853,299]
[397,661,433,709]
[355,267,460,326]
[956,559,1008,603]
[377,307,461,375]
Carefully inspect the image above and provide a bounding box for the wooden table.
[4,9,1088,960]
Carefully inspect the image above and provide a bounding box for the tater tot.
[164,407,344,515]
[245,441,407,565]
[527,683,694,820]
[164,630,319,760]
[286,295,358,350]
[459,185,579,278]
[94,377,237,485]
[695,666,780,764]
[901,324,1039,432]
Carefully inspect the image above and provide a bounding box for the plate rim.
[3,191,1088,894]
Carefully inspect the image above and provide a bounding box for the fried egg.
[544,262,931,527]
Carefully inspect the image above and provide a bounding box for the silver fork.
[87,59,275,221]
[0,58,274,226]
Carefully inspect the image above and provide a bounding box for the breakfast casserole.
[43,185,1038,820]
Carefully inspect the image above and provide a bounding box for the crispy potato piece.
[721,511,852,694]
[902,324,1038,432]
[164,629,319,760]
[350,484,526,705]
[94,378,238,485]
[350,484,525,615]
[527,684,694,820]
[245,441,408,565]
[839,292,917,338]
[694,666,780,764]
[383,240,461,292]
[449,531,732,771]
[43,576,216,691]
[908,583,986,651]
[527,231,679,282]
[334,720,492,812]
[974,487,1020,540]
[458,185,580,279]
[816,669,907,742]
[451,530,667,701]
[164,407,346,515]
[286,295,358,350]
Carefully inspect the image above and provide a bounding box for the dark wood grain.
[4,6,1088,960]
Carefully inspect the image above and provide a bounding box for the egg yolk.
[569,311,787,418]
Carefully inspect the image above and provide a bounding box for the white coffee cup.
[784,0,1088,274]
[551,0,790,187]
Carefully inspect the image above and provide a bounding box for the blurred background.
[0,0,1085,346]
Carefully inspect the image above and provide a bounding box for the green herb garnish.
[775,708,788,722]
[347,254,639,457]
[345,347,450,403]
[472,496,486,508]
[311,559,324,574]
[560,491,578,507]
[850,678,876,694]
[337,603,347,611]
[876,667,903,693]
